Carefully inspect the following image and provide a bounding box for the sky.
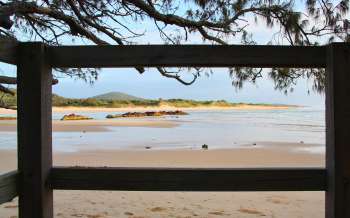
[51,68,324,107]
[0,1,327,107]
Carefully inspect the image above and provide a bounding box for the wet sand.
[0,119,179,132]
[0,143,324,171]
[0,144,325,218]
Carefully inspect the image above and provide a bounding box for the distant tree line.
[0,91,276,109]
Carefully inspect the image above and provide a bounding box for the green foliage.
[0,89,17,108]
[1,0,349,94]
[0,91,284,108]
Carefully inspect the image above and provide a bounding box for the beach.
[0,145,324,218]
[0,107,325,217]
[0,104,295,116]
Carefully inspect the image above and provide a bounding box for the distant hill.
[0,90,294,109]
[91,92,145,101]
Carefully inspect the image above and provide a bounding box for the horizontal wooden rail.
[0,171,18,204]
[49,45,327,68]
[51,167,326,191]
[0,39,17,65]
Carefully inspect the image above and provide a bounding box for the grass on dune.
[0,90,290,109]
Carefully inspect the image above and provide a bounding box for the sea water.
[0,107,325,153]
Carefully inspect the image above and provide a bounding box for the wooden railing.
[0,171,17,204]
[0,41,349,218]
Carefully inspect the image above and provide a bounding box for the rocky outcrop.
[61,113,93,121]
[106,110,188,119]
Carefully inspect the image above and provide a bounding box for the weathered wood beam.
[0,38,17,65]
[0,75,58,85]
[326,43,350,218]
[0,171,18,205]
[49,45,327,68]
[51,167,326,191]
[17,42,53,218]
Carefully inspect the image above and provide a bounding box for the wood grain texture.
[326,43,350,218]
[0,171,18,205]
[49,45,326,68]
[51,167,326,191]
[0,38,17,65]
[17,42,53,218]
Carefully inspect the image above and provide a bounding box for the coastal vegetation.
[53,98,277,108]
[0,91,291,109]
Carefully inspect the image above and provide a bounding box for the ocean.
[0,107,325,153]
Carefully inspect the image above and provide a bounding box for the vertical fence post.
[17,42,53,218]
[326,43,350,218]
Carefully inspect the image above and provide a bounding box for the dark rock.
[106,110,189,119]
[202,144,208,150]
[124,212,134,216]
[61,113,92,121]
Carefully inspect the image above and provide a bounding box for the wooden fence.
[0,41,348,218]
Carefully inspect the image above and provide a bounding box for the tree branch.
[0,84,14,95]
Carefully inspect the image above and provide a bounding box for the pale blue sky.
[0,1,327,107]
[51,68,325,107]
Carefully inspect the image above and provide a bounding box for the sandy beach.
[51,105,294,112]
[0,104,295,116]
[0,144,324,218]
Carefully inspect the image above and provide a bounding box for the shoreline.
[0,142,324,172]
[52,105,296,112]
[0,105,324,218]
[0,104,297,115]
[0,119,179,132]
[0,142,325,157]
[0,144,324,218]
